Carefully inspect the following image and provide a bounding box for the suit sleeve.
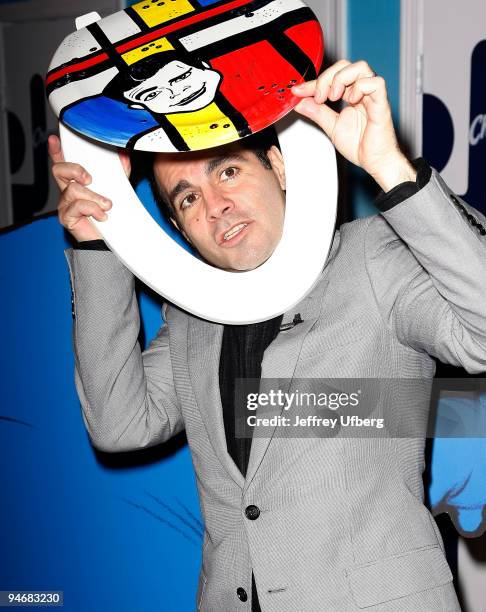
[366,168,486,374]
[65,249,184,452]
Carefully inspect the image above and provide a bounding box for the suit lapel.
[243,273,330,492]
[187,316,245,489]
[244,230,340,490]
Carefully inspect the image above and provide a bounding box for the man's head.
[104,51,222,114]
[144,128,286,271]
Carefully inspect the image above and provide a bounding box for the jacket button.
[237,587,248,602]
[450,194,459,205]
[245,505,260,520]
[479,227,486,236]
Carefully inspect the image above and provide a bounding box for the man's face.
[123,60,221,114]
[153,143,286,271]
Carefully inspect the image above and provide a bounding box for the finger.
[328,60,376,101]
[60,182,111,211]
[52,162,92,191]
[294,98,339,142]
[61,200,109,229]
[344,76,389,112]
[48,135,64,164]
[291,59,351,103]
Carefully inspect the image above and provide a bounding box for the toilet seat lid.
[46,0,323,152]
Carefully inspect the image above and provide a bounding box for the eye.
[221,167,238,181]
[171,69,192,85]
[143,90,160,101]
[180,192,199,210]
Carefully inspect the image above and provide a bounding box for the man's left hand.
[291,60,416,192]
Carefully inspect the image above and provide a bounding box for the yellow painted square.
[167,103,240,150]
[122,37,174,65]
[132,0,195,28]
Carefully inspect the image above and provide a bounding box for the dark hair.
[103,50,207,103]
[130,126,281,223]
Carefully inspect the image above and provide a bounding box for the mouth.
[171,84,207,107]
[218,221,252,247]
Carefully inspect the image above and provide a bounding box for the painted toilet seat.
[48,1,337,323]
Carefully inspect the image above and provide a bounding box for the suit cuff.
[73,239,110,251]
[375,158,432,212]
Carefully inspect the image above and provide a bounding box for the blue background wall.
[0,187,202,611]
[347,0,401,219]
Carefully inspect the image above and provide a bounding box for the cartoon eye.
[143,90,160,101]
[170,69,192,85]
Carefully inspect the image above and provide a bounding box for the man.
[50,60,486,611]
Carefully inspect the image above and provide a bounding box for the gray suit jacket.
[65,169,486,611]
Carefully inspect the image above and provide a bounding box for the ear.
[267,145,286,191]
[128,102,145,109]
[170,216,192,244]
[117,148,131,177]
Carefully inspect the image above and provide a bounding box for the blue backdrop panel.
[0,194,201,611]
[347,0,401,220]
[429,392,486,537]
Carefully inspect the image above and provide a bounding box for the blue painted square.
[63,96,158,147]
[196,0,231,6]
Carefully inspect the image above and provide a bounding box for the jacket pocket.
[345,545,453,609]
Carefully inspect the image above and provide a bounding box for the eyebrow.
[133,85,157,100]
[169,68,192,86]
[169,179,193,207]
[168,154,246,208]
[205,154,246,176]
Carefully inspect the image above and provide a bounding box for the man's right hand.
[48,134,114,243]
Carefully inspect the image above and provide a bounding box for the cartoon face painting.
[46,0,324,151]
[123,60,222,114]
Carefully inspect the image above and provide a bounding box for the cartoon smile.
[171,83,207,107]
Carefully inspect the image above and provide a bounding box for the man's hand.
[48,135,131,242]
[291,60,417,192]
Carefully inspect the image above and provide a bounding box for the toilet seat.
[60,114,337,324]
[52,1,337,323]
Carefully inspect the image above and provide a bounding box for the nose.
[204,186,235,221]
